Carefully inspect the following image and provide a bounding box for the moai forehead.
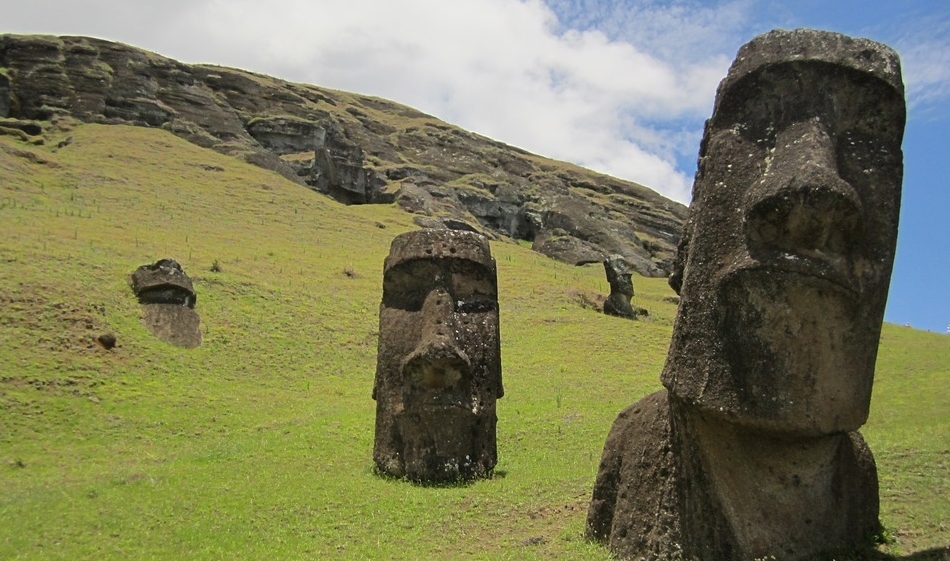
[384,229,495,272]
[716,28,903,103]
[130,258,196,302]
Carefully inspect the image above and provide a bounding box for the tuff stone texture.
[0,33,686,277]
[588,29,905,561]
[373,229,502,482]
[130,259,196,307]
[0,72,10,117]
[311,123,387,204]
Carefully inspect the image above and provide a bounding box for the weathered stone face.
[373,229,502,482]
[663,29,905,435]
[587,29,904,561]
[602,255,636,319]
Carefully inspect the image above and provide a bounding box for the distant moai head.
[130,258,201,348]
[603,255,636,318]
[663,29,905,435]
[131,259,196,308]
[373,229,503,482]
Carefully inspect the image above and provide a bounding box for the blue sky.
[540,0,950,333]
[3,0,949,332]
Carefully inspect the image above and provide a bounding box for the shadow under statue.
[587,29,905,561]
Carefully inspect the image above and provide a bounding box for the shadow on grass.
[864,547,950,561]
[371,466,507,489]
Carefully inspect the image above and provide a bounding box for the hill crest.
[0,33,686,277]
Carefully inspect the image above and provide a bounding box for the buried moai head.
[130,259,202,348]
[131,259,196,307]
[373,229,503,482]
[664,29,905,435]
[603,255,636,319]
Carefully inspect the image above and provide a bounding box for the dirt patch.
[0,292,109,352]
[566,288,604,311]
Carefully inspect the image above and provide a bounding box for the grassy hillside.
[1,123,947,560]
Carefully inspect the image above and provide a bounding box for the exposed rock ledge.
[0,33,687,276]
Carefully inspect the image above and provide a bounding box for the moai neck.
[672,397,860,561]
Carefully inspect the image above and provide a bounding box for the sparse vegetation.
[0,123,947,560]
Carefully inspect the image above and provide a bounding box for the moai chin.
[373,229,503,482]
[587,29,905,561]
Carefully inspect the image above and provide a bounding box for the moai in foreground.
[587,29,905,561]
[603,255,636,319]
[373,229,503,482]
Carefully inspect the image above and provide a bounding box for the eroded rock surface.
[587,28,905,561]
[373,229,503,482]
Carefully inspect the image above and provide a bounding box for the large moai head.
[663,29,905,436]
[373,229,503,482]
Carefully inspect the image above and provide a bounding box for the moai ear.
[668,217,692,295]
[668,117,711,297]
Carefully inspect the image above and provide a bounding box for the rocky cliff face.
[0,34,687,276]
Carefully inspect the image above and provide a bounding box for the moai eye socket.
[449,261,497,314]
[382,260,442,311]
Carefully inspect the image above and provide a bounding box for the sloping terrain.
[0,121,948,560]
[0,33,687,278]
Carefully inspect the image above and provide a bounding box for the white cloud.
[167,0,729,202]
[544,0,759,63]
[2,0,752,203]
[896,15,950,115]
[0,0,200,48]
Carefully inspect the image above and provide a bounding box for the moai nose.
[401,289,472,390]
[744,119,863,257]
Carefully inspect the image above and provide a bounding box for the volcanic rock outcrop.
[372,229,503,482]
[130,259,201,348]
[0,33,686,276]
[587,29,905,561]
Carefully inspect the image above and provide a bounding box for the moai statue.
[603,255,636,319]
[130,258,201,348]
[373,229,503,482]
[587,29,905,561]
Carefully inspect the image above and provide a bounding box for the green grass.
[0,123,948,560]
